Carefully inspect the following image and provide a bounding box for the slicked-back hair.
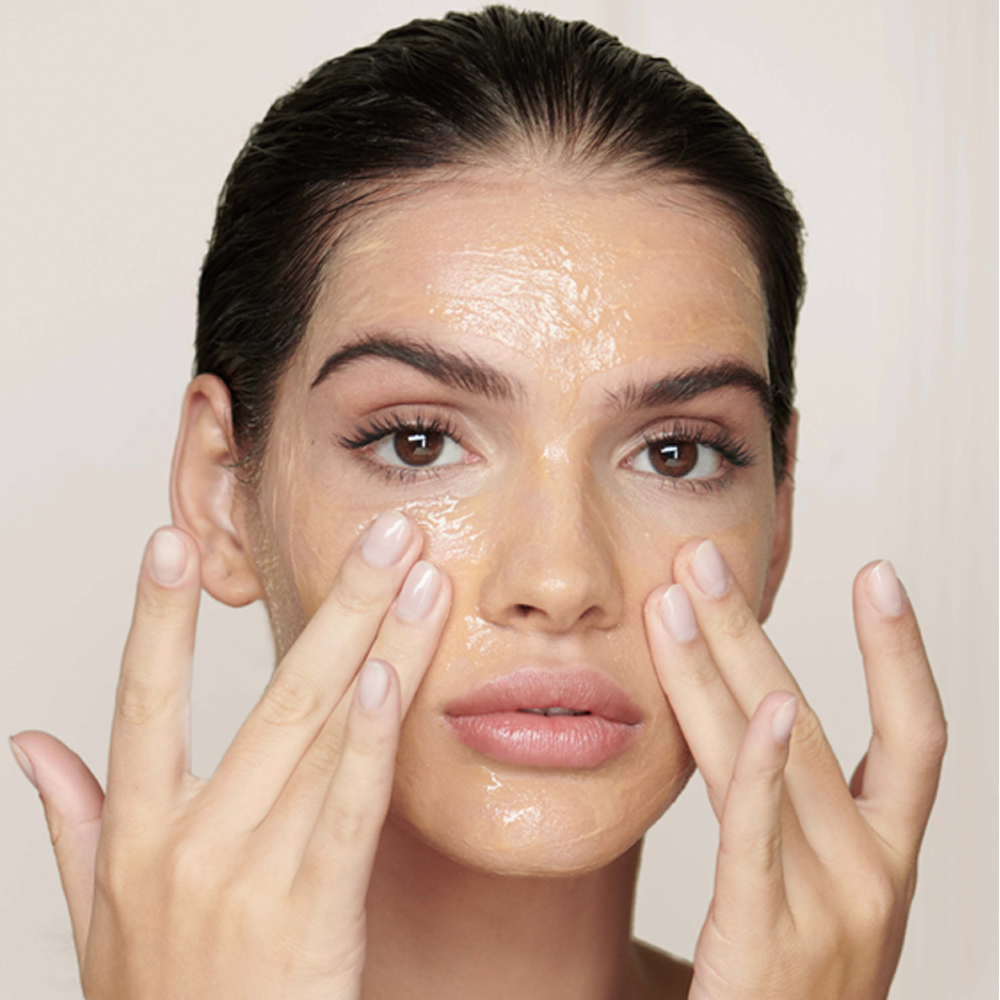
[196,6,804,481]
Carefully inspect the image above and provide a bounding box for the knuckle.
[346,722,393,764]
[882,619,928,660]
[321,799,371,848]
[717,600,756,643]
[135,585,184,623]
[164,838,218,897]
[95,838,145,907]
[259,672,325,728]
[919,716,949,764]
[300,732,345,779]
[114,674,175,727]
[881,707,948,773]
[896,716,949,770]
[850,867,898,934]
[331,570,383,617]
[682,650,726,695]
[788,703,827,761]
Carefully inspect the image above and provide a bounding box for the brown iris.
[648,440,698,477]
[394,429,445,466]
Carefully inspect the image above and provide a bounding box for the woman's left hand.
[645,540,946,1000]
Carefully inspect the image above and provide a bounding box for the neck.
[362,819,646,1000]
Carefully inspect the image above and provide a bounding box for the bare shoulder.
[632,939,694,999]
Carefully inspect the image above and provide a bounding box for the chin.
[387,715,697,877]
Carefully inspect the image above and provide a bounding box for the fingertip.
[769,692,798,746]
[146,527,197,588]
[659,584,700,644]
[862,560,908,618]
[9,736,38,789]
[355,659,395,713]
[670,538,705,585]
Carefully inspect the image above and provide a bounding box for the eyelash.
[632,419,755,494]
[337,409,467,483]
[338,412,755,491]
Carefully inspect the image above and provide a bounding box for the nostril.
[514,603,535,616]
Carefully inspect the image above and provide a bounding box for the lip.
[443,667,643,768]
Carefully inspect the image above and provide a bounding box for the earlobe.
[169,374,264,607]
[757,409,798,624]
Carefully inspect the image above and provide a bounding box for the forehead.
[301,169,769,383]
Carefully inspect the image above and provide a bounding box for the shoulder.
[632,939,694,999]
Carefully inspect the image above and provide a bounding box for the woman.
[9,8,946,998]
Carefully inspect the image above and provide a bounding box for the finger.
[675,539,866,860]
[850,561,947,862]
[711,691,797,935]
[645,583,748,819]
[106,527,199,814]
[262,560,450,856]
[10,732,104,965]
[293,658,401,923]
[205,510,421,828]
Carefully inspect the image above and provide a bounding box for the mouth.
[443,667,642,768]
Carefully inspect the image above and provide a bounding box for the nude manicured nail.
[395,562,441,621]
[357,659,391,711]
[150,529,187,586]
[690,540,731,598]
[362,511,411,568]
[9,738,38,790]
[867,560,905,617]
[771,695,798,745]
[660,585,699,643]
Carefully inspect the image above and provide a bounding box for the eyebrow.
[311,336,771,420]
[605,360,774,422]
[310,333,521,402]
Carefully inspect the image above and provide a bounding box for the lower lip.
[446,712,639,768]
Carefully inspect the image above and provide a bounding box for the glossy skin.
[247,171,783,875]
[11,168,945,1000]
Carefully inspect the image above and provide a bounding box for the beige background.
[1,1,996,997]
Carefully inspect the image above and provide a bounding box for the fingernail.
[150,529,187,586]
[867,560,905,617]
[395,561,441,621]
[690,540,731,599]
[659,585,699,643]
[771,695,798,745]
[9,738,38,789]
[357,659,391,711]
[362,511,411,568]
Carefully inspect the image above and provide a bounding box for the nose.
[477,469,624,634]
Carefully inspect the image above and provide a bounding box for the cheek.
[261,481,370,627]
[611,484,777,613]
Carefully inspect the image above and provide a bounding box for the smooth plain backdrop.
[2,1,996,997]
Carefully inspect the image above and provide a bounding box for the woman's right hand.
[10,511,450,1000]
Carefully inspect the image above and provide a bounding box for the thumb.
[11,730,104,963]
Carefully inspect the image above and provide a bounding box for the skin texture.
[244,170,786,875]
[11,166,945,1000]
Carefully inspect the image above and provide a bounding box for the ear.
[169,374,264,607]
[757,409,798,624]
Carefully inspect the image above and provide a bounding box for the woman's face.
[248,168,785,875]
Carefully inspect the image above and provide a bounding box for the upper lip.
[443,667,643,725]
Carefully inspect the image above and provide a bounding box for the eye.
[632,438,723,480]
[371,427,467,468]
